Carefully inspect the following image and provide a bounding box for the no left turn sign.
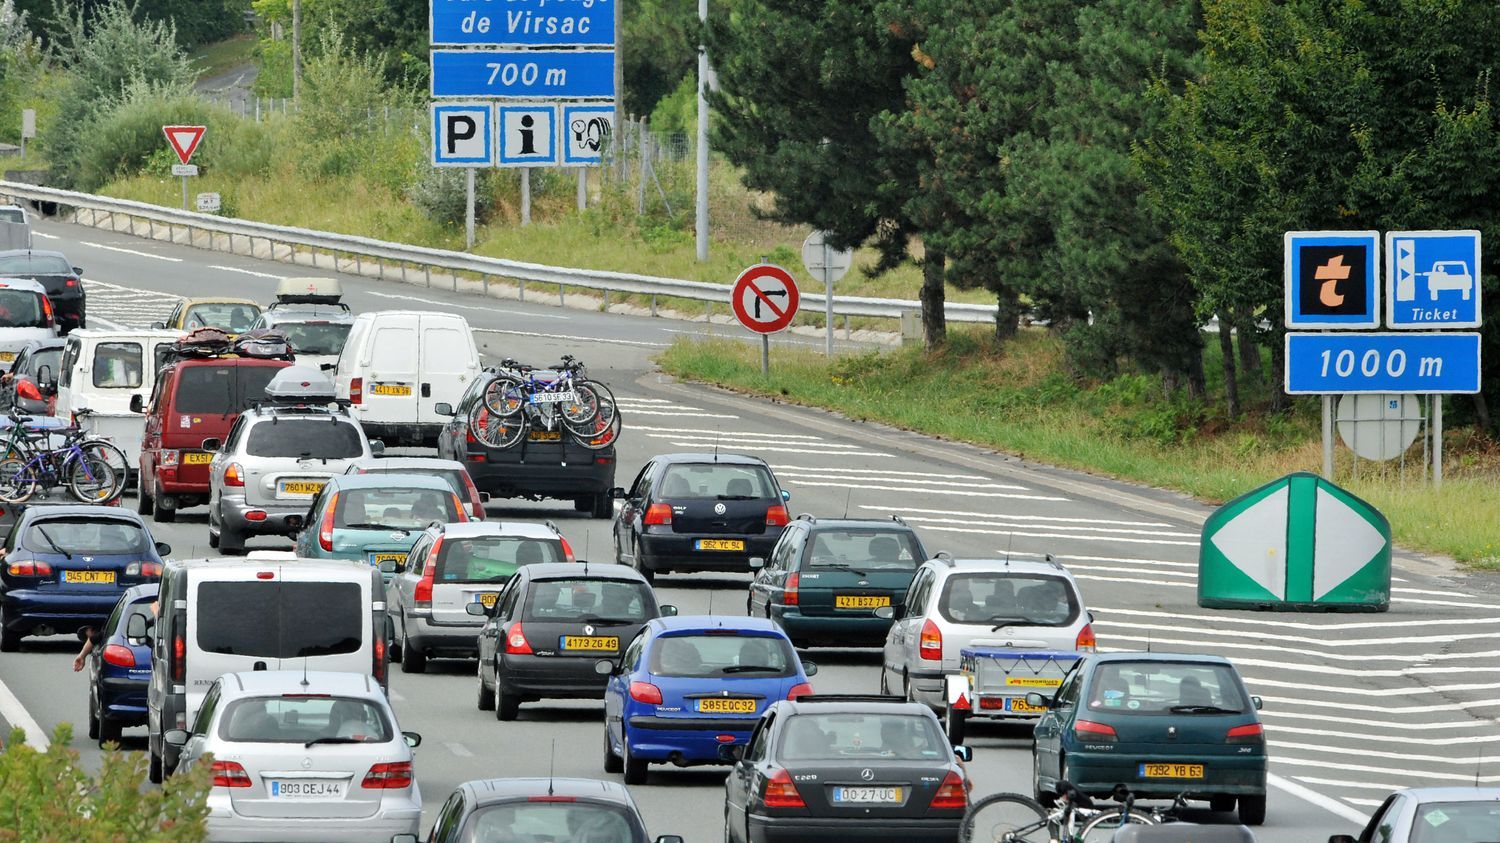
[731,264,801,334]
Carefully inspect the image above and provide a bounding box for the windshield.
[0,289,46,328]
[657,463,778,500]
[0,209,24,224]
[467,803,636,843]
[217,695,392,744]
[279,322,350,357]
[1410,801,1500,843]
[1087,661,1248,715]
[805,529,922,571]
[334,487,460,530]
[649,633,795,678]
[184,303,261,333]
[437,537,564,583]
[247,418,364,459]
[523,578,651,622]
[940,573,1077,626]
[0,255,66,274]
[173,364,281,415]
[779,713,951,762]
[24,518,149,554]
[195,581,363,659]
[92,342,144,388]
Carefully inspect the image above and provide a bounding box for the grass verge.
[658,334,1500,569]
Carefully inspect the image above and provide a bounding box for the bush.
[406,165,495,229]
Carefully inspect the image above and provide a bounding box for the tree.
[17,0,249,49]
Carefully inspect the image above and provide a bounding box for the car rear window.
[195,581,363,659]
[279,322,350,357]
[0,289,47,328]
[467,803,635,842]
[523,578,652,623]
[657,463,777,500]
[335,487,460,531]
[184,303,261,333]
[359,466,467,497]
[1411,801,1500,843]
[436,537,563,583]
[247,418,364,459]
[173,365,282,415]
[1087,661,1248,715]
[649,633,796,678]
[805,529,922,571]
[0,210,25,225]
[217,695,391,744]
[28,348,61,380]
[939,573,1078,627]
[25,518,149,555]
[779,713,949,762]
[0,255,66,274]
[92,342,144,388]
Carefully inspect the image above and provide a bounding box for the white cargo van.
[135,556,388,783]
[333,311,480,447]
[55,329,184,467]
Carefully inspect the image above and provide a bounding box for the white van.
[333,311,480,447]
[55,329,184,466]
[136,557,388,783]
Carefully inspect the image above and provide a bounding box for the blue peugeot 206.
[87,583,157,745]
[599,615,816,785]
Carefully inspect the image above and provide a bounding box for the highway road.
[2,216,1498,841]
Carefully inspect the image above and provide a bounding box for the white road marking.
[1228,655,1500,678]
[1269,723,1500,746]
[625,410,740,419]
[1273,755,1500,784]
[914,525,1192,545]
[1257,693,1500,715]
[906,515,1196,538]
[88,314,127,330]
[798,483,1065,502]
[664,443,895,458]
[1091,605,1500,632]
[1272,740,1500,768]
[472,327,668,348]
[796,466,988,480]
[672,439,894,454]
[781,474,1028,492]
[209,265,284,279]
[80,242,183,262]
[1344,798,1388,808]
[1015,551,1197,569]
[0,676,48,750]
[631,425,818,440]
[1296,774,1434,794]
[446,742,474,757]
[1258,709,1500,731]
[367,290,570,320]
[880,506,1174,529]
[1098,618,1486,648]
[1267,773,1370,823]
[1109,632,1500,666]
[31,231,58,240]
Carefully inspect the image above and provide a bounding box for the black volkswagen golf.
[613,453,790,583]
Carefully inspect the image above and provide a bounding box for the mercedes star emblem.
[301,757,312,769]
[714,503,727,515]
[860,768,875,781]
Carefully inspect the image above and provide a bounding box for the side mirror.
[379,559,399,575]
[72,266,83,276]
[610,487,627,499]
[1025,692,1052,709]
[873,606,895,620]
[465,602,488,616]
[433,402,454,417]
[1087,611,1096,623]
[780,489,790,502]
[35,365,49,385]
[716,744,745,763]
[155,541,172,557]
[593,658,617,676]
[128,394,144,414]
[1328,837,1358,843]
[369,439,385,455]
[163,729,189,747]
[953,745,973,762]
[402,731,422,748]
[479,492,491,503]
[284,514,304,536]
[748,557,764,570]
[200,438,221,452]
[801,661,818,677]
[125,613,152,642]
[1251,696,1263,711]
[319,362,336,371]
[658,604,678,617]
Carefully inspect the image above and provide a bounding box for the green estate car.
[1030,652,1268,826]
[293,473,470,582]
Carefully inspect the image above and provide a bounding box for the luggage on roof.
[175,327,232,358]
[274,277,343,305]
[232,328,293,360]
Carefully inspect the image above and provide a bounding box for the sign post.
[731,264,801,375]
[162,125,206,211]
[19,109,34,162]
[801,231,853,358]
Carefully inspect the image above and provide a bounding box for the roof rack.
[890,515,907,526]
[934,550,956,567]
[793,694,908,705]
[794,513,817,523]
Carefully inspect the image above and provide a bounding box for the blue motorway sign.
[431,50,614,99]
[1284,332,1480,395]
[1385,230,1482,329]
[1284,231,1380,329]
[430,102,494,166]
[431,0,614,47]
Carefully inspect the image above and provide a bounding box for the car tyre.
[603,729,623,774]
[0,615,20,653]
[879,667,890,695]
[1237,794,1266,826]
[633,541,655,585]
[87,690,100,740]
[153,494,176,523]
[148,750,163,784]
[590,492,612,519]
[945,704,967,746]
[476,662,495,711]
[622,736,648,785]
[495,662,520,721]
[401,629,426,674]
[218,516,245,556]
[98,715,121,745]
[208,528,219,549]
[1210,795,1235,813]
[1033,752,1056,808]
[574,496,591,513]
[136,475,154,516]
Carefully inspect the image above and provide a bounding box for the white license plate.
[270,779,344,799]
[531,390,577,404]
[832,786,902,804]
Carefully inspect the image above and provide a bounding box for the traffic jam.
[0,243,1474,843]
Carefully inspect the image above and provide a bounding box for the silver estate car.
[1330,787,1500,843]
[167,670,422,843]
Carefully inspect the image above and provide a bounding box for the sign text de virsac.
[432,0,614,47]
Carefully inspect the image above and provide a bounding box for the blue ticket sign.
[431,0,614,47]
[1284,332,1481,395]
[431,50,615,99]
[1385,230,1482,329]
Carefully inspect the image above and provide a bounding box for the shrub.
[406,165,496,229]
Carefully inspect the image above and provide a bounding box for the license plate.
[561,635,619,651]
[369,552,405,567]
[474,592,499,608]
[695,539,744,551]
[1003,697,1047,714]
[527,430,562,442]
[835,594,890,609]
[832,786,903,804]
[270,780,345,799]
[371,383,412,396]
[64,570,115,585]
[1140,763,1204,779]
[0,352,14,363]
[278,480,325,496]
[697,698,757,714]
[1006,676,1063,688]
[182,452,213,465]
[531,390,578,404]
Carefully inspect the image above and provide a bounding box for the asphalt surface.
[1,216,1497,841]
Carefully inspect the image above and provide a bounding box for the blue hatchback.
[601,616,816,785]
[87,583,156,745]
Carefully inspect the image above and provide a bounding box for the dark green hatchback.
[747,515,927,648]
[1030,653,1268,826]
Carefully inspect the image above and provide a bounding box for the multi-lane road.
[1,215,1496,840]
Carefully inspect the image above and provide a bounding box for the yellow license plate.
[835,595,891,609]
[562,636,619,651]
[0,352,16,363]
[528,430,562,442]
[279,480,325,496]
[64,570,115,584]
[1140,763,1204,779]
[696,539,744,551]
[182,452,213,465]
[370,552,405,566]
[698,698,757,714]
[1004,698,1047,714]
[476,592,499,608]
[1007,676,1064,688]
[371,384,412,396]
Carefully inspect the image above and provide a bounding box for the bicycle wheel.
[481,375,527,418]
[565,389,620,451]
[961,793,1050,843]
[82,440,129,490]
[470,407,528,450]
[67,456,118,503]
[1077,808,1155,842]
[0,458,36,503]
[558,381,600,426]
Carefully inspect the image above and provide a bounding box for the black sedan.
[613,453,791,583]
[0,250,86,333]
[0,337,63,413]
[723,695,972,843]
[414,777,684,843]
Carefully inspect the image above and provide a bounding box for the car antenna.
[842,488,852,519]
[1004,533,1013,568]
[713,425,721,463]
[1477,748,1484,787]
[582,534,590,575]
[300,656,309,689]
[548,738,557,796]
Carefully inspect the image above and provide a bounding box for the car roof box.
[263,365,338,403]
[275,276,343,305]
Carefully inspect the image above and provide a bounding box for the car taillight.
[160,449,179,468]
[349,377,363,405]
[783,573,799,606]
[361,761,413,789]
[450,493,467,522]
[414,538,441,608]
[505,622,533,655]
[102,644,136,667]
[15,379,39,401]
[465,480,485,520]
[6,560,51,576]
[787,682,813,701]
[628,681,662,704]
[1227,723,1264,744]
[929,770,968,810]
[1075,719,1117,742]
[643,503,672,526]
[172,631,186,683]
[125,561,162,577]
[765,505,789,527]
[559,536,575,563]
[211,760,252,788]
[919,620,942,661]
[762,768,804,808]
[65,278,77,288]
[373,633,386,685]
[1075,623,1096,653]
[224,463,244,487]
[319,492,339,552]
[39,296,52,326]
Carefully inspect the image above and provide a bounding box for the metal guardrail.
[0,181,1002,324]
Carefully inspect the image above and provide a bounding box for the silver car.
[166,670,422,843]
[388,519,571,673]
[879,556,1094,712]
[1330,787,1500,843]
[250,303,355,372]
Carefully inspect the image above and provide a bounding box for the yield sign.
[731,264,801,334]
[162,125,207,165]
